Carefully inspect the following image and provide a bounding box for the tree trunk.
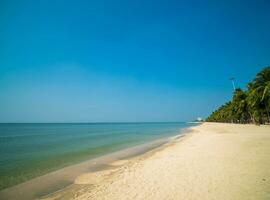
[266,108,270,124]
[248,111,255,124]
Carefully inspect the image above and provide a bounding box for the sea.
[0,122,194,192]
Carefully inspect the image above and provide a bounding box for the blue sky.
[0,0,270,122]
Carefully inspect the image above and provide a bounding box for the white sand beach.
[41,122,270,200]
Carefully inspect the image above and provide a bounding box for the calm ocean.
[0,122,194,190]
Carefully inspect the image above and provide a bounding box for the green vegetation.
[207,67,270,124]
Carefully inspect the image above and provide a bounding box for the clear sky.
[0,0,270,122]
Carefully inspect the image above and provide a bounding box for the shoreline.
[0,126,194,200]
[2,122,269,200]
[43,122,270,200]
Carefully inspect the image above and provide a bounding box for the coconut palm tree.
[231,89,249,123]
[207,66,270,124]
[246,86,264,124]
[248,67,270,123]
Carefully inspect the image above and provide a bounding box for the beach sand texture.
[43,122,270,200]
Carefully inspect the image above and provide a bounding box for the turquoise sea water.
[0,122,193,190]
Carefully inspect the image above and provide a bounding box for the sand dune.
[43,123,270,200]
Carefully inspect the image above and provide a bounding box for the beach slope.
[45,123,270,200]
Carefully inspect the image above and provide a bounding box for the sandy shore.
[42,122,270,200]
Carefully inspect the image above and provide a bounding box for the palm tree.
[231,89,249,123]
[207,66,270,124]
[248,67,270,123]
[246,86,264,124]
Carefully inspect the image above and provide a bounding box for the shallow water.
[0,122,193,190]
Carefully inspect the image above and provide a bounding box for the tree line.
[207,67,270,124]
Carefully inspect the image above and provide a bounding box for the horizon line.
[0,121,189,124]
